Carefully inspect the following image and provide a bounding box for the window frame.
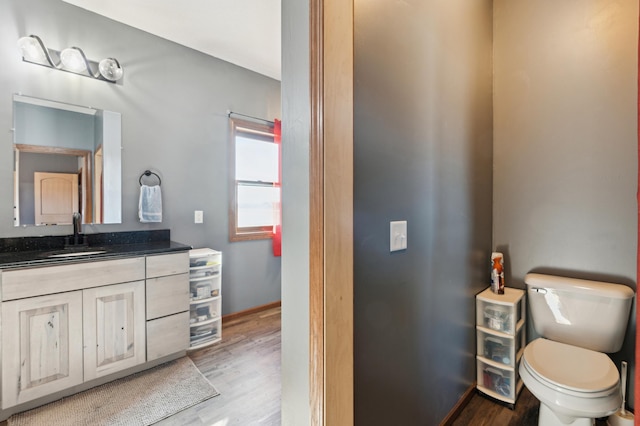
[228,118,279,242]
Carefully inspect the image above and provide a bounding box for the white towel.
[139,185,162,223]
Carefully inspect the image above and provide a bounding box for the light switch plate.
[194,210,204,224]
[390,221,407,252]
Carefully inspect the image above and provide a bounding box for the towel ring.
[139,170,161,186]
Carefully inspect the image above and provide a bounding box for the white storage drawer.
[189,250,221,268]
[190,299,220,324]
[476,288,524,335]
[476,357,521,402]
[190,319,221,348]
[476,326,523,368]
[190,264,221,279]
[190,275,221,300]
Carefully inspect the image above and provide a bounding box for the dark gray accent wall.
[354,1,493,423]
[493,0,638,408]
[0,0,281,315]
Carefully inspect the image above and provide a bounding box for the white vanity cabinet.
[0,251,190,411]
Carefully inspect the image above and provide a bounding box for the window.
[229,118,280,241]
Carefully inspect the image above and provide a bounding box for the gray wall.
[354,1,493,424]
[0,0,281,315]
[493,0,638,408]
[280,0,311,423]
[14,103,96,150]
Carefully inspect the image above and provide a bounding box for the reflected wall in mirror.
[13,95,122,226]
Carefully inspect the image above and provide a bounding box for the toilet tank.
[525,273,635,353]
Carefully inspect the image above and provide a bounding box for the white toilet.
[520,273,635,426]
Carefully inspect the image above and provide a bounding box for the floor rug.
[8,357,219,426]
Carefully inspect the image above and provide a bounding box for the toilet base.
[539,403,595,426]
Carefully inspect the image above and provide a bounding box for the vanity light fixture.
[17,35,123,83]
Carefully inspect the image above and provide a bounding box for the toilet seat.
[522,338,619,397]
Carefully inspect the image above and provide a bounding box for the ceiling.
[61,0,281,81]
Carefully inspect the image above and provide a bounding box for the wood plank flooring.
[157,306,281,425]
[452,387,539,426]
[452,386,608,426]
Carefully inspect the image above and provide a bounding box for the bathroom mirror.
[13,94,122,226]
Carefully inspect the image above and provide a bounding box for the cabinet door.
[83,281,146,381]
[2,291,83,409]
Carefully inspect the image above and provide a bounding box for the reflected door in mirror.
[34,172,78,225]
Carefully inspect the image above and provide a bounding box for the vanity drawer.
[2,257,145,301]
[146,273,189,320]
[147,311,190,361]
[146,252,189,278]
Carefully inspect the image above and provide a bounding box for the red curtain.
[273,119,282,257]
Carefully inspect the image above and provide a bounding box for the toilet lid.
[523,338,618,393]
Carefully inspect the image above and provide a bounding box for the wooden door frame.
[309,0,354,424]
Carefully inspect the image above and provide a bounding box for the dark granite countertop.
[0,230,191,270]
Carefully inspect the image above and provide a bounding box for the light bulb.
[98,58,123,81]
[17,36,47,63]
[60,47,88,73]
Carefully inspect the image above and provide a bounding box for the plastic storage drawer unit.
[188,248,222,350]
[475,287,526,406]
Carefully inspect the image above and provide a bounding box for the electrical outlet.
[194,210,204,224]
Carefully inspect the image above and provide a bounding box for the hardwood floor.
[157,306,281,426]
[451,386,608,426]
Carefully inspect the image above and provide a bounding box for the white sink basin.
[48,250,107,258]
